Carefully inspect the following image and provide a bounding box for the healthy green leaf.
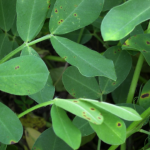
[90,109,126,145]
[79,98,142,121]
[49,0,104,34]
[99,46,132,94]
[122,34,150,65]
[51,36,116,80]
[73,116,94,136]
[29,75,55,103]
[0,143,7,150]
[17,0,50,41]
[0,56,49,95]
[51,105,81,149]
[0,0,16,31]
[54,98,104,124]
[0,33,12,60]
[139,80,150,109]
[11,18,19,37]
[62,66,101,99]
[21,47,40,57]
[0,102,23,144]
[32,127,72,150]
[101,0,150,41]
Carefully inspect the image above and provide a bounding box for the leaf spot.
[146,41,150,44]
[90,108,95,111]
[117,122,122,127]
[73,100,78,103]
[98,117,101,119]
[55,8,58,13]
[74,13,77,17]
[142,50,147,53]
[15,66,20,70]
[141,93,149,98]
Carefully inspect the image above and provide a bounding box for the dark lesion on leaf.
[141,93,149,98]
[10,141,16,144]
[146,41,150,44]
[117,122,121,127]
[15,66,19,70]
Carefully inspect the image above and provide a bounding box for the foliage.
[0,0,150,150]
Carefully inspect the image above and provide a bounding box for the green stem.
[97,138,101,150]
[18,100,55,118]
[45,55,66,62]
[77,27,85,43]
[139,129,150,135]
[126,53,144,103]
[0,34,53,64]
[120,143,126,150]
[108,107,150,150]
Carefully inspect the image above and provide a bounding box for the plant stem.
[77,27,85,43]
[126,53,144,103]
[108,107,150,150]
[0,34,53,64]
[139,129,150,135]
[97,138,101,150]
[120,143,126,150]
[18,100,55,118]
[45,55,66,62]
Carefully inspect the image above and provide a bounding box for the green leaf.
[79,98,142,121]
[21,47,40,57]
[0,143,7,150]
[0,33,12,60]
[139,80,150,109]
[51,36,116,80]
[101,0,150,41]
[11,18,19,37]
[90,109,126,145]
[0,0,16,31]
[47,0,56,18]
[73,116,94,136]
[17,0,50,41]
[29,75,55,103]
[54,98,104,124]
[103,0,123,11]
[62,66,101,99]
[62,28,92,44]
[51,105,81,149]
[0,56,49,95]
[0,102,23,144]
[122,34,150,65]
[32,127,72,150]
[49,0,104,34]
[99,46,132,94]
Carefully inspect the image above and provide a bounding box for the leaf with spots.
[54,98,104,125]
[51,36,116,80]
[90,109,126,145]
[51,105,81,149]
[32,127,72,150]
[49,0,104,34]
[73,116,94,136]
[101,0,150,41]
[0,102,23,144]
[122,34,150,66]
[17,0,50,42]
[29,75,55,103]
[0,0,16,31]
[79,98,142,121]
[0,33,12,60]
[139,80,150,109]
[99,46,132,94]
[21,47,40,57]
[62,66,101,99]
[0,56,49,95]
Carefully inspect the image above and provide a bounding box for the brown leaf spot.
[147,41,150,44]
[73,100,78,103]
[60,19,64,22]
[112,82,116,85]
[55,8,58,13]
[74,13,77,17]
[15,66,19,69]
[83,115,86,117]
[83,112,86,114]
[98,117,101,119]
[87,117,91,120]
[142,50,147,53]
[60,6,62,9]
[114,51,116,54]
[141,93,149,98]
[74,5,78,7]
[48,4,50,9]
[117,122,121,127]
[90,108,95,111]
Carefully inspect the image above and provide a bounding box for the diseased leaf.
[99,46,132,94]
[0,0,16,31]
[51,36,116,80]
[50,0,104,34]
[101,0,150,41]
[90,109,126,145]
[54,98,104,124]
[62,66,101,99]
[79,98,142,121]
[0,56,49,95]
[0,102,23,144]
[51,105,81,149]
[17,0,50,41]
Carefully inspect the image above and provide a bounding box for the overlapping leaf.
[99,46,132,94]
[101,0,150,41]
[51,105,81,149]
[0,56,49,95]
[122,34,150,65]
[51,36,116,80]
[50,0,104,34]
[79,98,142,121]
[62,66,101,99]
[0,102,23,144]
[0,0,16,31]
[21,47,39,57]
[54,98,104,124]
[17,0,50,41]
